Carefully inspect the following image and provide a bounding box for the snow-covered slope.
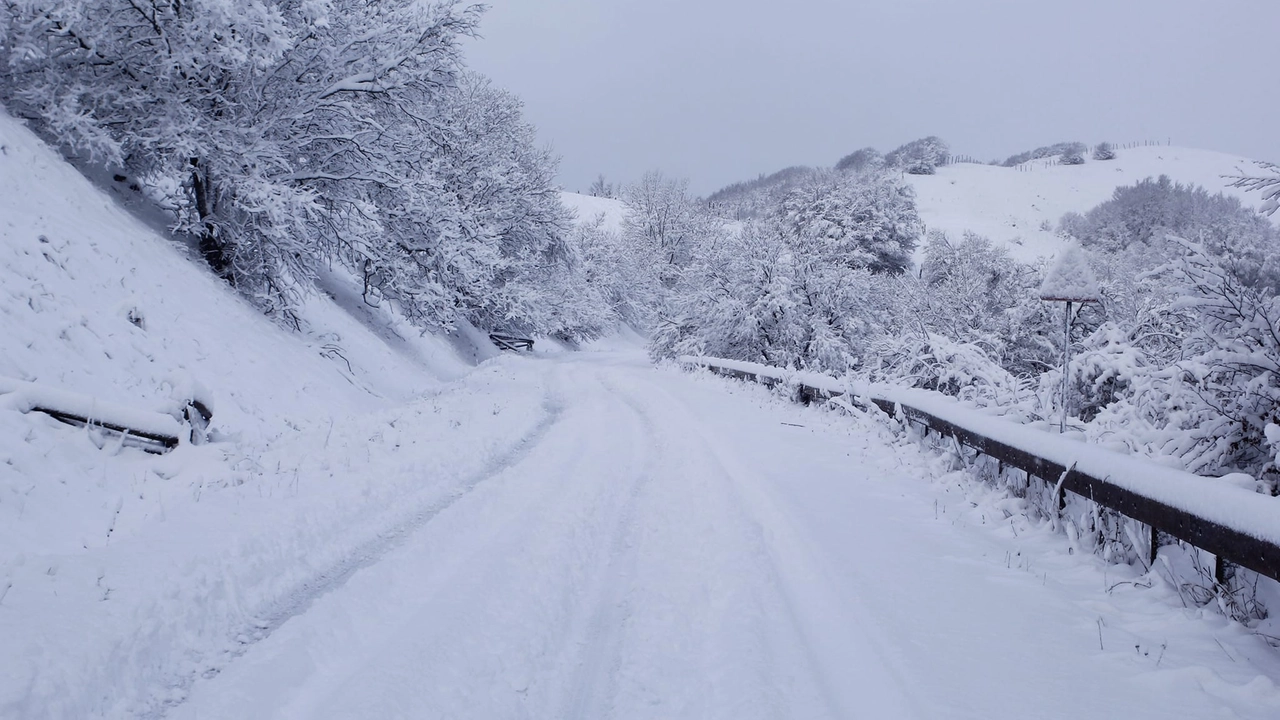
[0,108,557,717]
[907,145,1273,263]
[560,191,629,233]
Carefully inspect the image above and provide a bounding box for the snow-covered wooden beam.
[0,377,189,454]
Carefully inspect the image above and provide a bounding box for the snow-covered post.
[1039,243,1100,433]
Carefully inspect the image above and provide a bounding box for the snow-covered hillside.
[560,190,629,232]
[0,108,561,716]
[907,145,1273,263]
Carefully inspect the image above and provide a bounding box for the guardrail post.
[1149,524,1159,567]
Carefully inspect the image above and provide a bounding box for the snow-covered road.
[170,352,1280,720]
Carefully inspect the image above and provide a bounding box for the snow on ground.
[5,109,1280,718]
[560,191,629,233]
[908,145,1274,263]
[0,107,552,716]
[167,352,1280,719]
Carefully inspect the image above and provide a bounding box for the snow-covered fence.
[0,377,199,453]
[680,356,1280,585]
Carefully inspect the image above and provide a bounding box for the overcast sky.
[464,0,1280,195]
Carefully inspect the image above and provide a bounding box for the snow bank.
[0,377,183,441]
[680,356,1280,549]
[0,105,553,717]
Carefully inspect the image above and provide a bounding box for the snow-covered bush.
[885,136,950,175]
[863,331,1029,405]
[1092,142,1116,161]
[705,165,821,221]
[1000,141,1087,167]
[780,170,922,275]
[1059,150,1086,166]
[1063,175,1277,257]
[834,147,884,174]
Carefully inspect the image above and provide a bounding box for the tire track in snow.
[149,370,569,720]
[604,368,921,719]
[558,370,658,719]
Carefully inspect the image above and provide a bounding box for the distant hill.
[560,191,629,233]
[702,142,1274,264]
[905,144,1274,263]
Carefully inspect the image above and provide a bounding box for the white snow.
[681,355,1280,551]
[0,377,184,440]
[4,106,1280,719]
[0,105,548,716]
[164,353,1280,719]
[560,191,629,232]
[907,145,1275,263]
[1039,242,1101,301]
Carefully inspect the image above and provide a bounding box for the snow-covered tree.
[622,171,718,290]
[835,147,883,174]
[588,174,616,198]
[1,0,483,319]
[885,136,949,175]
[779,171,922,275]
[1230,162,1280,216]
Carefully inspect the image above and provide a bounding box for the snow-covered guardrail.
[680,356,1280,585]
[0,376,192,453]
[489,332,534,352]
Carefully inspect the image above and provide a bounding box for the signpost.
[1039,244,1100,433]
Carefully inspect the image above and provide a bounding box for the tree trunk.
[190,158,234,284]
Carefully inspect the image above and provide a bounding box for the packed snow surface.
[162,353,1280,719]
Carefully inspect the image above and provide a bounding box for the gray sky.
[464,0,1280,196]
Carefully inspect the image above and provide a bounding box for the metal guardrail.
[686,358,1280,585]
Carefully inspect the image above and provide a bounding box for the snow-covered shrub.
[705,166,821,221]
[1063,176,1277,256]
[909,231,1053,377]
[834,147,884,174]
[780,170,922,275]
[1059,150,1085,166]
[1000,141,1087,167]
[1092,142,1116,161]
[885,136,950,175]
[863,331,1029,405]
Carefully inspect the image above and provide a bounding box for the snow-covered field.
[908,145,1273,263]
[4,109,1280,718]
[560,190,629,232]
